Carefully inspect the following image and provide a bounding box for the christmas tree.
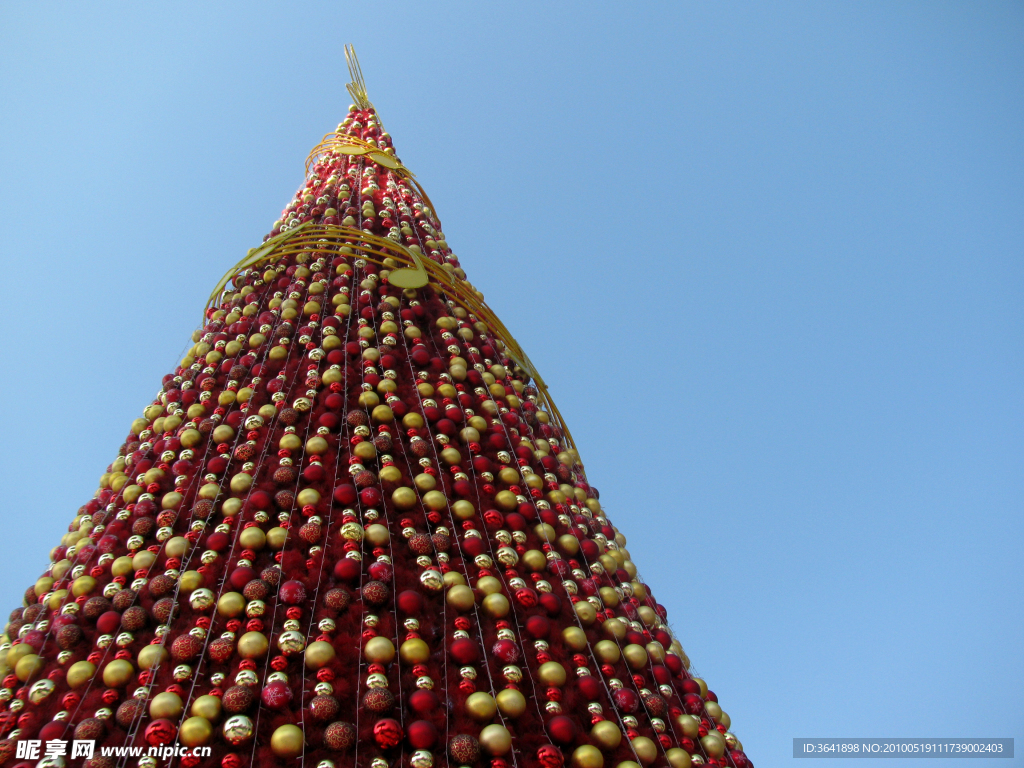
[0,48,751,768]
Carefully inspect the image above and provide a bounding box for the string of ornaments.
[0,94,753,768]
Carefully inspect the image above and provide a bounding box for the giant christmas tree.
[0,49,751,768]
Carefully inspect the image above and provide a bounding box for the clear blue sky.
[1,2,1020,765]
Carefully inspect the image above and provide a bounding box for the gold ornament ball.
[179,716,213,747]
[443,571,467,588]
[675,714,700,739]
[7,643,33,669]
[574,601,597,626]
[598,587,620,608]
[537,661,566,687]
[452,500,475,520]
[630,736,658,766]
[191,695,222,721]
[364,636,395,664]
[495,688,526,718]
[422,490,447,511]
[266,527,288,550]
[392,487,418,510]
[238,528,266,551]
[15,654,43,682]
[465,692,497,722]
[557,534,580,556]
[365,524,390,546]
[271,724,305,758]
[292,489,318,509]
[703,701,722,722]
[102,659,134,688]
[66,660,96,689]
[494,490,517,511]
[637,606,657,627]
[593,640,620,664]
[534,523,557,542]
[701,732,726,759]
[645,641,666,664]
[719,712,731,730]
[238,631,269,659]
[616,762,641,768]
[562,626,588,651]
[305,641,336,669]
[571,744,604,768]
[165,536,190,558]
[476,576,502,595]
[521,549,546,571]
[150,692,184,719]
[481,592,510,618]
[623,644,648,670]
[179,570,204,593]
[217,592,246,618]
[691,677,708,697]
[602,618,627,641]
[71,575,96,597]
[479,724,512,756]
[665,749,692,768]
[400,638,430,665]
[446,584,476,612]
[590,720,622,750]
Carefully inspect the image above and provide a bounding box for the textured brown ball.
[152,598,176,623]
[121,606,147,631]
[260,566,282,586]
[74,718,106,742]
[449,734,481,763]
[208,637,235,663]
[111,588,136,611]
[324,721,357,750]
[56,624,83,650]
[432,532,451,552]
[222,685,255,714]
[361,580,390,606]
[171,633,202,662]
[242,579,268,601]
[408,533,433,555]
[147,574,175,599]
[83,596,112,620]
[115,698,146,728]
[323,587,350,610]
[641,692,667,717]
[363,688,395,713]
[309,694,340,722]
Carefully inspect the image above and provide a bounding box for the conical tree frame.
[0,52,752,768]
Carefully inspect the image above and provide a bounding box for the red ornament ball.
[406,719,438,749]
[144,719,176,746]
[333,558,360,582]
[279,580,307,605]
[261,681,293,709]
[397,590,424,615]
[547,715,576,745]
[408,689,438,715]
